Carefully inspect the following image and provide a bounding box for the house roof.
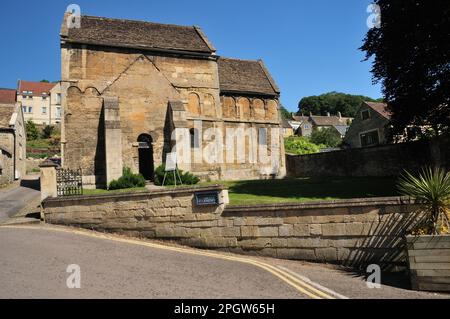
[0,103,15,128]
[291,115,309,123]
[61,15,215,54]
[218,58,280,96]
[310,115,349,127]
[365,101,390,119]
[18,80,56,96]
[0,88,16,104]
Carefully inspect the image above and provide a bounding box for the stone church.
[60,15,286,188]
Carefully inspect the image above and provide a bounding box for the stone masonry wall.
[42,186,422,270]
[287,137,450,178]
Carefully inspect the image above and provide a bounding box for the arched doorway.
[138,134,154,181]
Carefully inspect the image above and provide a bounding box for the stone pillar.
[39,160,58,200]
[104,97,123,187]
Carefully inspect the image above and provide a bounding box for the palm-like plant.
[398,167,450,235]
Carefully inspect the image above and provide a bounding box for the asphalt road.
[0,225,448,299]
[0,176,40,222]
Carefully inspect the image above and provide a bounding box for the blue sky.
[0,0,381,112]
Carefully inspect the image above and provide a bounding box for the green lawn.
[201,177,399,206]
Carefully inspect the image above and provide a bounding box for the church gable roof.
[218,58,280,97]
[61,15,215,54]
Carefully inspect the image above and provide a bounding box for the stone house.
[0,88,26,185]
[289,113,352,138]
[59,15,286,188]
[343,102,390,148]
[17,80,61,125]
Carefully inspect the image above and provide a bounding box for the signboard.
[138,142,150,149]
[165,153,177,171]
[195,192,220,206]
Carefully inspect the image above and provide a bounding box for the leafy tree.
[41,125,55,139]
[279,105,292,120]
[298,92,382,118]
[26,121,39,140]
[284,137,323,155]
[310,128,342,148]
[361,0,450,139]
[40,79,50,83]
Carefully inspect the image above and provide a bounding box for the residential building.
[288,113,352,138]
[282,118,294,137]
[0,88,26,185]
[343,102,390,148]
[60,15,286,188]
[17,80,61,125]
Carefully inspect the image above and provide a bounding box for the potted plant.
[398,167,450,292]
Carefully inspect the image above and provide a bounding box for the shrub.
[26,121,39,141]
[284,137,323,155]
[109,167,146,190]
[310,128,342,148]
[154,164,200,186]
[398,167,450,235]
[41,125,55,139]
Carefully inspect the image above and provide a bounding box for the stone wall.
[287,137,450,178]
[42,186,422,270]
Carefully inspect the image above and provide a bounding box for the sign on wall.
[194,192,220,206]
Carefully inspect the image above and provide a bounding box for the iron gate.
[56,168,83,197]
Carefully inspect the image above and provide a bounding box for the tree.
[310,128,342,148]
[26,121,39,140]
[298,92,382,117]
[41,125,55,139]
[279,105,291,120]
[361,0,450,139]
[284,137,323,155]
[40,79,50,83]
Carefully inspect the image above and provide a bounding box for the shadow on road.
[20,177,40,191]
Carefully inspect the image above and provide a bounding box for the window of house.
[360,130,379,147]
[303,124,311,130]
[56,93,62,105]
[259,128,268,145]
[42,96,47,100]
[361,110,371,120]
[42,107,47,114]
[190,128,200,149]
[56,107,61,118]
[22,106,27,113]
[28,106,33,113]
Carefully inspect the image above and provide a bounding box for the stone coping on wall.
[42,185,224,207]
[224,196,414,213]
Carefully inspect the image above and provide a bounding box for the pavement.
[0,175,41,223]
[0,224,448,299]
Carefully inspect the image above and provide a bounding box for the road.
[0,225,448,299]
[0,176,40,222]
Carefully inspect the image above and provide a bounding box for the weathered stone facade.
[0,97,26,185]
[42,187,422,269]
[60,15,285,188]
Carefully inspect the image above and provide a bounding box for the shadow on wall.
[94,106,106,187]
[343,210,424,271]
[20,177,40,191]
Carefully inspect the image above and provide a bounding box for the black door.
[138,134,154,181]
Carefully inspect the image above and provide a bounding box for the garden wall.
[42,186,423,270]
[286,137,450,178]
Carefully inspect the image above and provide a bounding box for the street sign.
[195,192,220,206]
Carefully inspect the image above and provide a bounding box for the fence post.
[39,160,58,200]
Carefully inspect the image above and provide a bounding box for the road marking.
[276,266,349,299]
[0,225,336,299]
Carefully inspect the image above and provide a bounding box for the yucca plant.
[398,167,450,235]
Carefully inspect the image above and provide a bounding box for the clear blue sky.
[0,0,381,112]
